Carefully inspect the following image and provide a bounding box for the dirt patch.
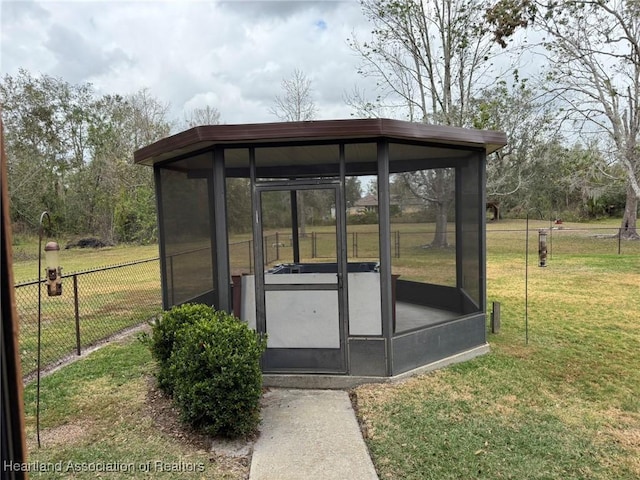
[36,421,94,448]
[602,408,640,449]
[144,377,252,479]
[145,378,211,451]
[605,425,640,476]
[493,394,519,417]
[609,426,640,450]
[589,408,640,477]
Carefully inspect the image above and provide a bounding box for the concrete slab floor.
[249,389,379,480]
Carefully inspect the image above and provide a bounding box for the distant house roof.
[355,194,379,207]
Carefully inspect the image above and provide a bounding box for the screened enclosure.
[135,119,507,380]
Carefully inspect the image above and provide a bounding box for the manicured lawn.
[22,337,248,479]
[12,239,160,283]
[15,219,640,478]
[354,219,640,479]
[13,249,162,377]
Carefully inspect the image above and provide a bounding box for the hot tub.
[236,262,383,338]
[267,262,379,274]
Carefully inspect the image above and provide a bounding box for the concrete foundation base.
[262,343,490,389]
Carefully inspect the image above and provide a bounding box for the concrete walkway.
[249,389,379,480]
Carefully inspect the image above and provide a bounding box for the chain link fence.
[487,225,640,258]
[238,227,640,266]
[530,226,640,257]
[15,258,161,379]
[16,227,637,379]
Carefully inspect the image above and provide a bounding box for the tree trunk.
[619,184,639,240]
[432,202,449,247]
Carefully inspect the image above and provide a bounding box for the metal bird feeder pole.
[37,211,63,448]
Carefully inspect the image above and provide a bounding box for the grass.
[22,336,247,479]
[12,243,162,377]
[14,218,640,478]
[11,239,160,283]
[354,219,640,479]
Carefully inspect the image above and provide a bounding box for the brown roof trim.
[134,118,507,166]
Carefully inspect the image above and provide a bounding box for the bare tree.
[184,105,221,128]
[270,69,318,236]
[344,86,384,118]
[489,0,640,238]
[270,69,317,122]
[129,88,172,150]
[545,1,639,238]
[350,0,502,245]
[351,0,500,125]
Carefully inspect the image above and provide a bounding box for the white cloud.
[46,23,132,81]
[1,0,376,130]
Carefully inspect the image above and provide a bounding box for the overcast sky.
[1,0,380,128]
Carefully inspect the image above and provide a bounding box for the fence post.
[73,274,81,355]
[549,218,553,260]
[354,232,358,258]
[351,232,355,258]
[276,232,280,261]
[618,228,622,255]
[391,230,395,258]
[249,240,253,273]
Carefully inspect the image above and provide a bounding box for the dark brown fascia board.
[134,118,507,166]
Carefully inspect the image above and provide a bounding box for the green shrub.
[169,314,267,438]
[149,303,221,393]
[347,210,379,224]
